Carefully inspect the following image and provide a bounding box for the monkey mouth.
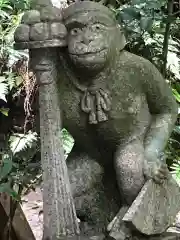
[69,48,107,56]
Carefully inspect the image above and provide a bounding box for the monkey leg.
[108,138,146,239]
[66,144,120,235]
[114,138,146,206]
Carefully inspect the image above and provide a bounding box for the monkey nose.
[82,34,93,45]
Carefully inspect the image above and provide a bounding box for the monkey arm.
[142,61,178,162]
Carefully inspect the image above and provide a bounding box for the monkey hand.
[151,162,169,184]
[14,6,67,48]
[143,152,169,184]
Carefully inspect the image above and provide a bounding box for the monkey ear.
[116,24,126,50]
[119,32,126,51]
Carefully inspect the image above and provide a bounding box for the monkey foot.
[107,228,180,240]
[43,232,180,240]
[129,232,180,240]
[146,232,180,240]
[107,230,131,240]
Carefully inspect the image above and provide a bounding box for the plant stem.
[161,0,174,77]
[2,184,23,240]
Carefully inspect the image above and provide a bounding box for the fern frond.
[61,128,74,157]
[0,79,8,102]
[7,73,16,90]
[9,131,38,154]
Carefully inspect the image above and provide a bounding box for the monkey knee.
[116,161,145,205]
[122,179,144,204]
[115,139,146,204]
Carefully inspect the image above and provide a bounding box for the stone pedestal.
[46,232,180,240]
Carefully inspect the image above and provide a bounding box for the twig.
[171,10,180,15]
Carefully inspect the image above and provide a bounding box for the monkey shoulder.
[117,50,155,82]
[109,50,154,102]
[107,51,153,128]
[111,50,162,97]
[117,51,177,105]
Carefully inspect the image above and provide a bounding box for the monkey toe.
[153,174,164,184]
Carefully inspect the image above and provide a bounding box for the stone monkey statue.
[14,1,178,239]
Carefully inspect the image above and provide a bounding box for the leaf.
[15,76,23,87]
[0,183,9,192]
[131,0,146,8]
[132,0,166,9]
[174,126,180,135]
[0,9,10,19]
[132,0,143,4]
[120,7,141,21]
[169,138,180,145]
[0,76,6,83]
[0,81,8,102]
[0,156,13,181]
[0,183,20,201]
[0,107,9,116]
[61,128,74,158]
[9,132,38,154]
[147,0,166,10]
[10,189,21,201]
[172,88,180,103]
[140,17,153,32]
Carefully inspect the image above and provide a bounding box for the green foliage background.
[0,0,179,201]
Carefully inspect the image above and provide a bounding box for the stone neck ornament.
[60,57,112,125]
[72,78,111,124]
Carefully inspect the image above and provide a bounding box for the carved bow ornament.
[81,88,111,124]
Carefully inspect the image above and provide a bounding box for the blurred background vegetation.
[0,0,179,204]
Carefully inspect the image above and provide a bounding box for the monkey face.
[65,13,118,72]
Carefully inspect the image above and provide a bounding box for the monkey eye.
[70,28,81,35]
[92,23,103,31]
[95,25,100,30]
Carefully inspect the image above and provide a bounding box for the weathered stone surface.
[30,47,80,240]
[14,1,179,240]
[14,0,79,240]
[14,22,67,45]
[40,6,62,22]
[14,3,67,48]
[30,22,50,41]
[123,178,180,235]
[21,10,41,24]
[14,24,30,42]
[14,39,67,50]
[50,22,67,39]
